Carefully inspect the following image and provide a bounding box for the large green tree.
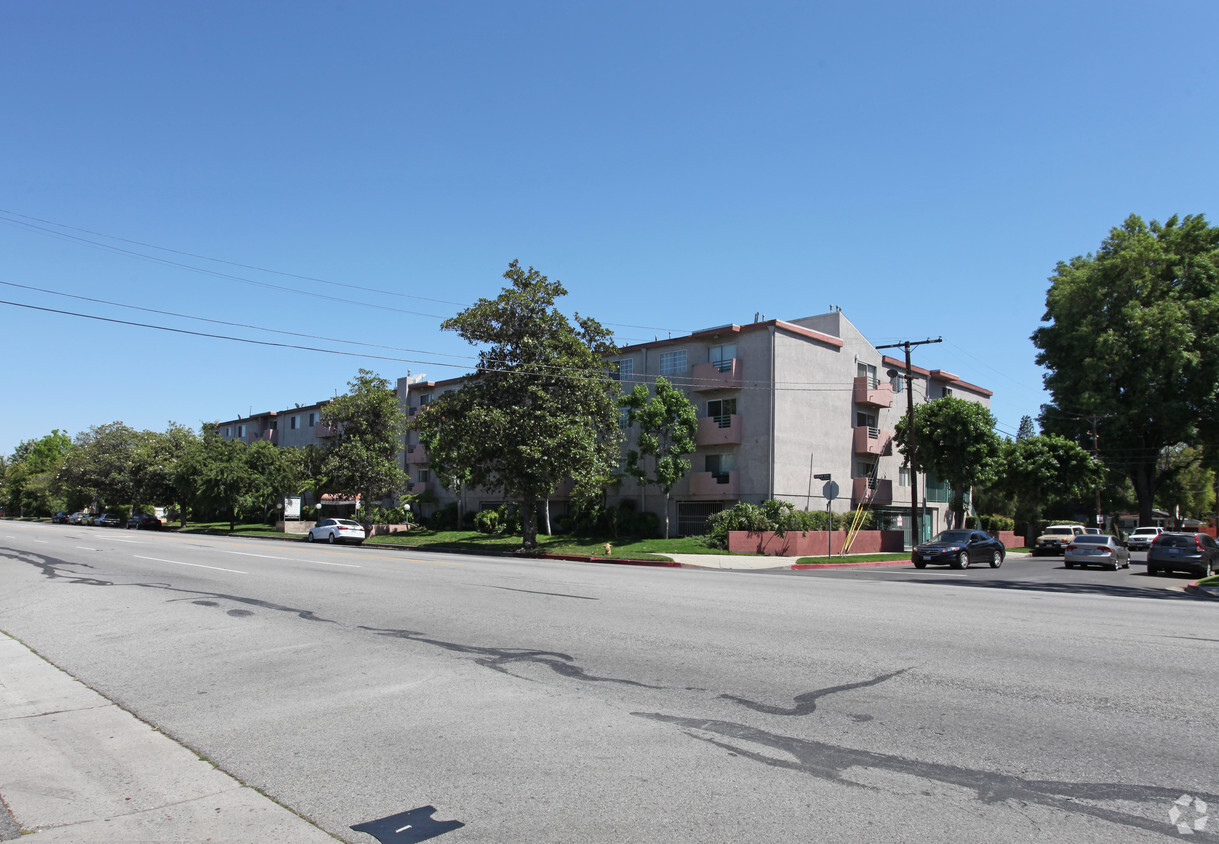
[179,424,259,530]
[894,397,1001,529]
[58,423,141,512]
[1033,213,1219,525]
[4,430,73,516]
[997,434,1103,532]
[321,369,409,523]
[413,260,623,550]
[620,377,698,539]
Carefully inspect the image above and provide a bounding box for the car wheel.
[990,550,1002,568]
[1147,565,1157,575]
[1109,560,1121,571]
[306,532,315,543]
[954,551,970,570]
[1202,561,1214,578]
[914,560,926,569]
[1064,560,1074,568]
[328,533,337,544]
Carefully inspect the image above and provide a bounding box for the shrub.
[429,502,460,530]
[473,508,502,534]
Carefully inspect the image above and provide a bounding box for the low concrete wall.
[368,524,411,536]
[728,530,905,556]
[995,530,1019,547]
[277,521,315,535]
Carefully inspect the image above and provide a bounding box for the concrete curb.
[1184,581,1219,599]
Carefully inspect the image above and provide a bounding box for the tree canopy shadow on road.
[899,573,1208,601]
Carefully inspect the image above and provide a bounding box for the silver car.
[1063,534,1129,571]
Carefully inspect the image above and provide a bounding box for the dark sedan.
[1146,532,1219,578]
[51,512,71,524]
[126,513,162,530]
[92,513,123,528]
[913,530,1005,569]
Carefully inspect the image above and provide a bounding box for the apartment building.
[401,311,992,545]
[216,400,334,449]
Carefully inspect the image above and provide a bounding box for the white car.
[306,518,366,545]
[1125,526,1163,551]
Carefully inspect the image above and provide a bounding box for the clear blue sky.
[2,1,1216,456]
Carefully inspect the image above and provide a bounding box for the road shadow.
[897,574,1206,601]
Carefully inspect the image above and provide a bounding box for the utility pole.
[876,337,941,548]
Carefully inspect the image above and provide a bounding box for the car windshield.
[1045,528,1075,536]
[336,519,362,527]
[936,531,971,543]
[1072,536,1109,544]
[1132,528,1158,535]
[1157,534,1196,547]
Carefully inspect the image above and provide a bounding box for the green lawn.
[169,522,729,561]
[793,553,911,565]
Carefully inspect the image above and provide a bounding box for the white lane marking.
[107,538,138,543]
[220,549,361,568]
[134,555,247,574]
[31,539,47,543]
[75,546,97,550]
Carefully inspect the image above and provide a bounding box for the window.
[856,410,877,429]
[706,453,734,483]
[611,359,634,382]
[237,424,245,438]
[619,407,631,429]
[418,469,430,483]
[855,457,877,478]
[942,386,954,398]
[709,344,736,372]
[418,393,432,405]
[857,362,878,388]
[660,350,687,376]
[290,416,298,430]
[899,467,910,487]
[707,398,736,428]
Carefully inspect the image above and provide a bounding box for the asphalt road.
[1,521,1217,842]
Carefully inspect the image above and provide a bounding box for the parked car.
[126,513,162,530]
[1126,526,1164,551]
[913,530,1005,569]
[68,512,88,525]
[92,513,123,528]
[306,518,366,545]
[1063,534,1129,570]
[1033,524,1085,556]
[1146,532,1219,577]
[51,512,71,524]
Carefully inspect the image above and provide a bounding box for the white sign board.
[284,496,302,521]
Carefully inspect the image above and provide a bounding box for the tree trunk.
[663,489,671,539]
[1130,463,1157,526]
[543,497,551,536]
[521,495,538,549]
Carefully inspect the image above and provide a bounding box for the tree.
[321,369,409,523]
[413,260,623,550]
[893,397,1000,529]
[1154,444,1215,524]
[1033,213,1219,525]
[58,423,141,512]
[997,434,1103,532]
[620,377,698,539]
[1015,415,1037,441]
[170,423,259,530]
[4,430,73,516]
[245,440,304,523]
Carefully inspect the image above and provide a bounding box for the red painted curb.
[535,553,684,568]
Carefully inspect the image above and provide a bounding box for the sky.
[2,1,1216,457]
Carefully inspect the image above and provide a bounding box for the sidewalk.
[0,633,340,843]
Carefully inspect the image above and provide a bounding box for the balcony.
[852,477,893,506]
[407,481,431,496]
[405,444,429,465]
[853,375,893,408]
[691,359,742,392]
[696,414,742,447]
[689,470,740,497]
[314,422,336,438]
[852,425,892,456]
